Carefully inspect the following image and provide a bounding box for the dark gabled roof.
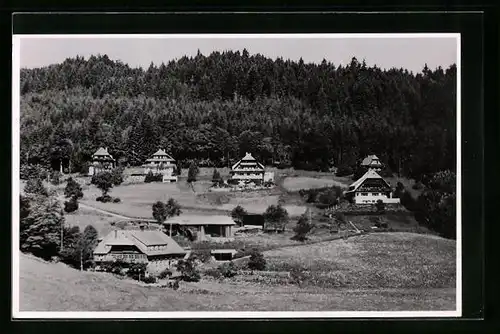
[231,152,265,171]
[94,230,186,256]
[346,169,391,192]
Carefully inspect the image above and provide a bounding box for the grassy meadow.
[19,232,456,312]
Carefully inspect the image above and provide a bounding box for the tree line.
[20,51,456,181]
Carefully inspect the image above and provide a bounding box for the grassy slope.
[19,233,456,312]
[264,233,456,289]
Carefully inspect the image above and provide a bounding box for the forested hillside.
[20,50,456,180]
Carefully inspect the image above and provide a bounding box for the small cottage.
[93,227,186,273]
[143,149,177,182]
[360,155,383,171]
[230,152,265,185]
[166,215,236,242]
[344,169,400,204]
[211,249,237,262]
[88,147,115,176]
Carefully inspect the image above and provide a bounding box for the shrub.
[144,171,163,183]
[64,196,79,213]
[292,214,313,241]
[176,258,201,282]
[158,269,173,279]
[248,249,266,271]
[50,171,61,185]
[218,261,238,278]
[375,199,386,213]
[96,195,113,203]
[112,197,121,203]
[204,268,222,279]
[20,164,49,180]
[127,263,147,281]
[231,205,248,226]
[141,276,157,284]
[111,166,125,186]
[64,177,84,199]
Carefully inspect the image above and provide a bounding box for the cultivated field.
[19,232,456,312]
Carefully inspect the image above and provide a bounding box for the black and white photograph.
[12,33,460,318]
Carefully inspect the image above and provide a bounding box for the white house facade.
[230,152,265,184]
[88,147,115,176]
[345,169,400,204]
[143,149,177,182]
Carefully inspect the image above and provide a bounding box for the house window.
[361,193,368,196]
[372,193,379,196]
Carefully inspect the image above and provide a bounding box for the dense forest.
[20,50,456,181]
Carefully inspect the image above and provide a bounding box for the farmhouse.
[93,228,186,272]
[344,169,400,204]
[88,147,115,176]
[230,152,265,184]
[143,149,178,182]
[361,154,383,171]
[166,215,236,242]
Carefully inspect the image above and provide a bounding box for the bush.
[50,171,61,185]
[64,196,79,213]
[144,171,163,183]
[127,263,147,281]
[375,199,386,213]
[112,197,121,203]
[218,262,238,278]
[204,268,222,279]
[111,166,125,186]
[176,258,201,282]
[141,276,157,284]
[158,269,173,279]
[292,214,313,241]
[248,249,266,271]
[64,177,84,199]
[96,195,113,203]
[20,164,49,180]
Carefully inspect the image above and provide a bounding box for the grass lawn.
[281,176,349,192]
[19,231,456,312]
[64,207,122,238]
[81,180,308,219]
[263,232,456,290]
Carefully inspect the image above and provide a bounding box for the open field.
[64,207,122,237]
[19,232,456,312]
[263,233,455,290]
[280,176,349,192]
[80,180,308,219]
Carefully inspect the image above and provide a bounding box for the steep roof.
[93,229,186,256]
[146,149,175,162]
[361,155,382,166]
[166,215,236,226]
[347,169,391,192]
[231,152,265,170]
[93,147,111,156]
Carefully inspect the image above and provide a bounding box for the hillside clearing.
[19,232,456,312]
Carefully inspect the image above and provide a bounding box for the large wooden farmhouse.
[166,215,236,242]
[344,169,400,204]
[230,152,266,184]
[360,154,383,171]
[88,147,115,176]
[93,228,186,273]
[143,149,177,182]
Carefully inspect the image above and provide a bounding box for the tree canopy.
[20,53,456,182]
